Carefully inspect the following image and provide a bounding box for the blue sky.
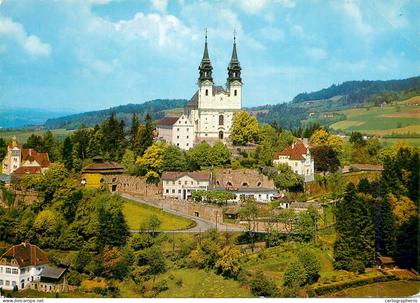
[0,0,419,112]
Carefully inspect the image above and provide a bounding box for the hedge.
[309,274,398,296]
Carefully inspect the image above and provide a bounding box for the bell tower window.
[205,89,208,96]
[219,115,224,126]
[234,89,237,96]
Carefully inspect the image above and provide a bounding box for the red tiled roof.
[12,166,43,175]
[21,148,50,168]
[158,115,181,126]
[274,141,308,161]
[2,242,48,267]
[162,171,211,182]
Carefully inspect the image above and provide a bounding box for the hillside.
[292,76,420,105]
[44,99,187,129]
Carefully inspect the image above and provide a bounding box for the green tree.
[147,214,162,236]
[333,184,375,273]
[186,142,212,169]
[310,145,340,174]
[273,163,303,191]
[349,131,365,146]
[102,245,130,280]
[122,149,137,175]
[283,259,307,287]
[209,142,231,166]
[230,111,259,145]
[250,270,279,297]
[297,248,321,284]
[277,130,295,151]
[162,145,187,171]
[62,137,73,171]
[0,138,7,161]
[138,113,154,156]
[215,246,241,278]
[136,143,166,182]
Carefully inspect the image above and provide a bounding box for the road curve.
[120,193,244,233]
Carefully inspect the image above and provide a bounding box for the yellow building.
[81,156,125,190]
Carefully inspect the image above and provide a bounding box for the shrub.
[283,260,307,287]
[250,270,279,297]
[297,249,321,284]
[67,270,82,286]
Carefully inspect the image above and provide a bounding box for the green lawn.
[122,199,196,231]
[326,280,420,297]
[330,102,420,135]
[0,128,72,142]
[157,268,251,298]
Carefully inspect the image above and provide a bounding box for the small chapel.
[157,33,243,150]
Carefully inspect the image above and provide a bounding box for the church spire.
[227,29,241,86]
[198,29,213,83]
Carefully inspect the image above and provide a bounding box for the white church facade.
[157,34,242,150]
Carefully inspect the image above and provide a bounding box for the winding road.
[120,193,244,233]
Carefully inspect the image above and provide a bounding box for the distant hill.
[45,99,188,129]
[0,108,76,129]
[292,76,420,105]
[253,76,420,129]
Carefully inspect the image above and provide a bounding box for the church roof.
[274,141,308,161]
[1,242,49,267]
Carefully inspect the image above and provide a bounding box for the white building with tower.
[157,33,243,150]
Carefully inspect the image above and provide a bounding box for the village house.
[0,242,48,290]
[81,156,125,191]
[30,266,68,293]
[162,171,212,200]
[213,186,278,203]
[273,141,315,182]
[1,136,50,178]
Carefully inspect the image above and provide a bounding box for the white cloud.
[306,47,327,60]
[238,0,270,14]
[275,0,295,8]
[0,16,51,56]
[151,0,168,13]
[260,26,285,42]
[340,0,373,35]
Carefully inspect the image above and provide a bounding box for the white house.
[162,171,212,200]
[213,186,278,203]
[157,33,242,149]
[0,242,49,290]
[273,141,315,182]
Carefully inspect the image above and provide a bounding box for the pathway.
[121,193,244,233]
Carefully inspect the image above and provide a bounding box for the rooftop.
[274,141,309,161]
[162,171,211,182]
[1,242,48,267]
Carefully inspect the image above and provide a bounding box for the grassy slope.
[0,128,72,142]
[122,199,195,231]
[325,280,420,297]
[330,101,420,135]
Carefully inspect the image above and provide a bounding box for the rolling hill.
[44,99,187,129]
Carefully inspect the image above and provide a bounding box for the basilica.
[157,34,242,150]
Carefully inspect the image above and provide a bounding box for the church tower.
[198,31,213,106]
[227,32,242,108]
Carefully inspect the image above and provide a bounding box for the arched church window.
[234,89,237,96]
[219,131,224,140]
[219,115,224,126]
[205,89,208,96]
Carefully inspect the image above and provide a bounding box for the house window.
[187,128,189,131]
[177,136,179,139]
[219,115,224,126]
[177,128,180,131]
[185,121,187,124]
[185,181,188,185]
[178,189,181,193]
[6,268,11,274]
[0,280,3,285]
[12,281,16,287]
[6,280,10,286]
[205,89,208,96]
[172,181,175,185]
[186,136,189,139]
[186,143,189,146]
[178,181,181,185]
[166,189,169,193]
[177,143,179,147]
[234,89,237,96]
[12,269,18,275]
[172,189,175,193]
[191,181,194,185]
